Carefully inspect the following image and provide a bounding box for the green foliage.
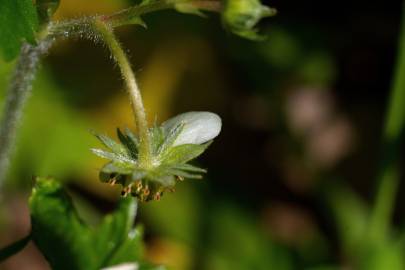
[326,183,405,270]
[327,184,369,254]
[206,203,294,270]
[173,0,205,17]
[0,0,39,61]
[29,177,163,270]
[222,0,276,40]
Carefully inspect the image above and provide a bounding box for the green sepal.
[157,123,184,156]
[117,128,139,159]
[149,174,176,187]
[93,132,128,155]
[150,125,165,155]
[92,129,212,201]
[91,148,135,164]
[141,0,205,17]
[101,162,135,175]
[114,16,147,28]
[166,168,203,179]
[105,227,144,266]
[175,2,206,17]
[139,0,157,6]
[172,163,207,173]
[162,141,212,165]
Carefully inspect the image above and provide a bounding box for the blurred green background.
[1,0,404,269]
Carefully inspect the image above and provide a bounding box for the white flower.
[162,111,222,146]
[101,263,138,270]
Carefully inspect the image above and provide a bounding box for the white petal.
[162,111,222,146]
[101,263,138,270]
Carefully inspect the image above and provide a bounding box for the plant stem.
[47,0,221,38]
[93,19,152,166]
[370,2,405,240]
[0,0,221,186]
[0,42,51,189]
[102,0,221,27]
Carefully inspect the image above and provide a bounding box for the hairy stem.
[102,0,221,27]
[93,19,152,166]
[370,2,405,240]
[0,42,51,189]
[47,0,221,38]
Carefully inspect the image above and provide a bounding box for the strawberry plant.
[0,0,274,268]
[1,1,405,269]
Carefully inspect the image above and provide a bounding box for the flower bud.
[222,0,276,40]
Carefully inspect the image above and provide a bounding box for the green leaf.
[93,112,220,201]
[94,197,138,268]
[105,227,144,266]
[29,177,97,270]
[107,10,147,29]
[29,177,151,270]
[162,142,211,164]
[0,0,39,61]
[174,2,205,17]
[124,128,140,148]
[0,234,31,262]
[151,175,176,186]
[357,242,404,270]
